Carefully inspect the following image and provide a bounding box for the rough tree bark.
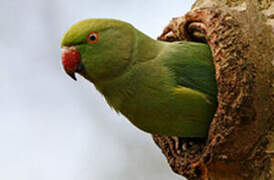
[152,0,274,179]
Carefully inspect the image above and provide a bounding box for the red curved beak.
[62,47,81,80]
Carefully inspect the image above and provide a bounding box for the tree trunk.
[153,0,274,179]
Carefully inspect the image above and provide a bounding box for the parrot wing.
[162,41,218,101]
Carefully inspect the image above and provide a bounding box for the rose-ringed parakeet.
[61,19,217,137]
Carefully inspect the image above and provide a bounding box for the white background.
[1,0,195,179]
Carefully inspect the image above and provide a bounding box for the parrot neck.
[130,29,163,65]
[93,30,165,111]
[94,74,135,112]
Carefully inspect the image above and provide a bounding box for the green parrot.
[61,19,217,137]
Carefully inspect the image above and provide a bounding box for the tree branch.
[153,1,274,179]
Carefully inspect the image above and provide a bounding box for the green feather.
[61,19,218,137]
[161,41,217,101]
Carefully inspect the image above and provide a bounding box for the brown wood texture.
[153,1,274,179]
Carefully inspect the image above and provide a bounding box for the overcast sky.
[1,0,195,179]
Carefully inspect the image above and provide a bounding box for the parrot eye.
[87,32,99,44]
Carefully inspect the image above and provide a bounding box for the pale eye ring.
[87,32,99,44]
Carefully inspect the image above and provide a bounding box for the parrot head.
[61,19,135,82]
